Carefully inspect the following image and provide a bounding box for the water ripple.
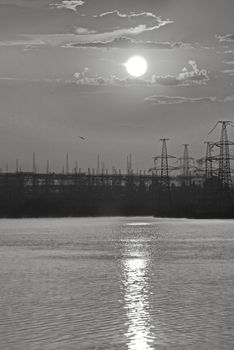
[0,217,234,349]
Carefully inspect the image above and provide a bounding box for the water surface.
[0,217,233,349]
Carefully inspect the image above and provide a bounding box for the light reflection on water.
[123,256,153,350]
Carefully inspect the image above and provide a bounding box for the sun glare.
[125,56,148,77]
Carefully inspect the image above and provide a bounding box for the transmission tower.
[153,139,176,192]
[177,144,195,186]
[74,161,78,174]
[46,160,50,174]
[32,152,36,173]
[182,144,189,178]
[152,138,176,213]
[209,121,234,190]
[204,141,214,180]
[66,152,69,174]
[16,158,19,173]
[126,153,133,175]
[96,154,100,175]
[160,138,169,191]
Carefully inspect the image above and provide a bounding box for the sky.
[0,0,234,172]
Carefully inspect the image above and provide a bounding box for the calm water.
[0,217,234,350]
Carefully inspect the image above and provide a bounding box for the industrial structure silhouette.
[0,121,233,218]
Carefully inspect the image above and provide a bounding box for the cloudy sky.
[0,0,234,172]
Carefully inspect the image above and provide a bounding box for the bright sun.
[125,56,148,77]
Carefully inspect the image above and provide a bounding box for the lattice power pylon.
[126,153,133,175]
[66,152,69,175]
[182,144,189,178]
[159,138,170,192]
[153,138,176,194]
[209,121,234,190]
[177,144,195,186]
[32,152,37,173]
[204,141,214,180]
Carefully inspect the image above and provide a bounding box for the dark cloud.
[70,36,182,50]
[144,95,216,105]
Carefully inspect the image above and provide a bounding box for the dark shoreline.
[1,211,234,220]
[1,172,233,219]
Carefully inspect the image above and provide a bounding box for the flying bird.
[78,135,86,140]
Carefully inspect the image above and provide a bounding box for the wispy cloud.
[0,8,173,48]
[0,0,49,8]
[74,27,96,34]
[222,69,234,75]
[93,10,173,27]
[69,36,183,50]
[0,76,66,83]
[216,33,234,42]
[223,61,234,65]
[90,10,173,37]
[145,95,234,105]
[50,0,85,12]
[0,6,174,48]
[144,95,216,105]
[1,76,234,106]
[94,10,163,19]
[0,26,175,48]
